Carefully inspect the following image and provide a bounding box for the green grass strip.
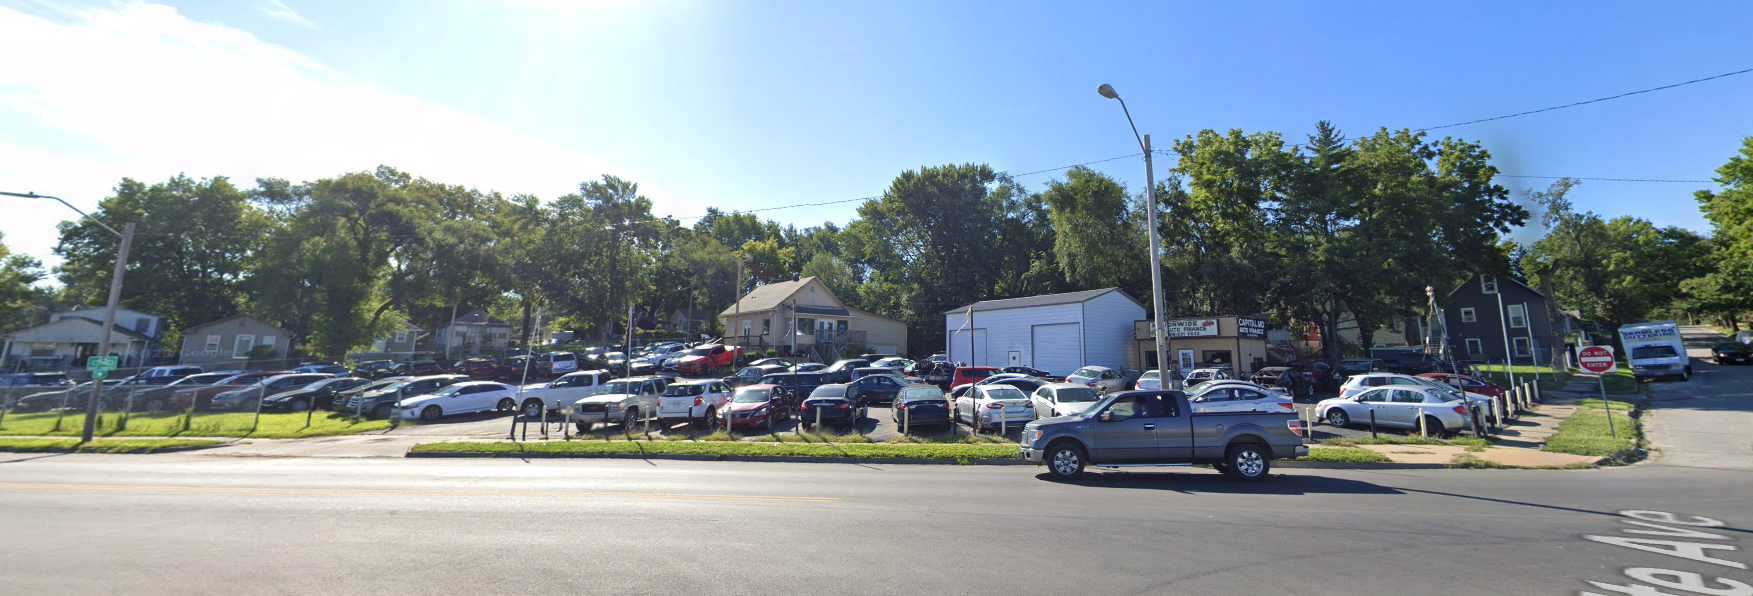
[0,438,227,453]
[1292,447,1391,464]
[1543,406,1641,458]
[411,440,1020,460]
[0,411,389,439]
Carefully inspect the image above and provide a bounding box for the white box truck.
[1618,321,1690,382]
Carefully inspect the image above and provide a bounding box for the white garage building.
[943,288,1147,376]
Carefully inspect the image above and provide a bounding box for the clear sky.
[2,0,1749,269]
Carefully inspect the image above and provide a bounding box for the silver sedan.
[1315,386,1471,436]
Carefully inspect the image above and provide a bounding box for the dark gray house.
[1442,274,1559,366]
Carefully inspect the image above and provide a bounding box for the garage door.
[1032,323,1081,377]
[948,329,988,366]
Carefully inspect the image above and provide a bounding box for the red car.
[676,344,743,375]
[169,371,289,410]
[463,358,504,379]
[950,366,998,390]
[1284,360,1337,392]
[1418,373,1505,398]
[723,384,795,431]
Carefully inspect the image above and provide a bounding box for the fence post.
[508,408,520,440]
[120,388,137,433]
[1368,408,1378,439]
[903,404,910,436]
[250,386,266,434]
[1418,412,1427,439]
[305,394,316,429]
[539,403,548,438]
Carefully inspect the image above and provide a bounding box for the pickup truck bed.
[1020,390,1306,481]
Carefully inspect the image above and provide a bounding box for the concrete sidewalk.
[1308,391,1602,467]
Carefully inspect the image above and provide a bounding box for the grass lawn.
[1543,401,1641,459]
[410,440,1021,461]
[0,438,227,453]
[0,411,390,439]
[1320,435,1492,451]
[1294,447,1391,464]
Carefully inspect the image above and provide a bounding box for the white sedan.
[1187,381,1293,414]
[954,384,1034,432]
[396,381,518,421]
[1029,383,1103,419]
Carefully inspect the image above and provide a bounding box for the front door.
[1008,351,1021,366]
[1090,394,1160,463]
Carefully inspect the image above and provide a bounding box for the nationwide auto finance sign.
[1163,318,1220,338]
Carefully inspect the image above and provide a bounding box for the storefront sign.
[1164,318,1219,338]
[1235,317,1267,339]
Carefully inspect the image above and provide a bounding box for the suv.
[756,372,828,403]
[517,370,613,417]
[655,379,734,427]
[535,352,580,377]
[571,377,668,431]
[1250,367,1313,399]
[1283,360,1337,392]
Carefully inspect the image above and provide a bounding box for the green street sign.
[87,356,118,372]
[91,370,110,380]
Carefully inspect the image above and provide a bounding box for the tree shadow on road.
[1037,469,1404,496]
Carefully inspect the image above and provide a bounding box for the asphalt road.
[1,334,1749,596]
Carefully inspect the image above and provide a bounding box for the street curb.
[405,450,1036,465]
[1277,460,1451,470]
[0,444,228,455]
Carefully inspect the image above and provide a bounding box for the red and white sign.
[1577,345,1618,374]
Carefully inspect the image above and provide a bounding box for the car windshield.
[810,386,847,398]
[601,381,636,394]
[899,387,943,401]
[553,375,595,388]
[736,367,761,376]
[1054,387,1099,403]
[1631,345,1679,359]
[731,388,772,403]
[1340,360,1371,370]
[1139,371,1158,380]
[665,384,704,396]
[982,387,1026,401]
[1188,371,1212,380]
[1071,368,1097,378]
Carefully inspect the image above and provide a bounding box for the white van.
[1619,321,1690,382]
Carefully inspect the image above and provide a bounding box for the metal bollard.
[815,407,822,434]
[306,393,317,429]
[508,408,520,440]
[1369,408,1378,438]
[903,405,910,436]
[1418,413,1428,439]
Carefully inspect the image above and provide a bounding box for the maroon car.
[723,384,795,432]
[169,371,289,411]
[1284,360,1337,392]
[463,358,504,379]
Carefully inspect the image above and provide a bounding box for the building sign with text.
[1235,317,1268,339]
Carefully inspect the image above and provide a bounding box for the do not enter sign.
[1577,345,1617,374]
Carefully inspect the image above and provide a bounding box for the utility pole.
[444,303,457,360]
[1095,85,1169,388]
[734,255,746,347]
[83,222,135,442]
[1494,289,1518,388]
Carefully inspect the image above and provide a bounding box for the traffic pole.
[1599,375,1617,439]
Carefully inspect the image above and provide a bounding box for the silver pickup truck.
[1019,390,1307,481]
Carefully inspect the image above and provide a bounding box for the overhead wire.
[1416,66,1753,131]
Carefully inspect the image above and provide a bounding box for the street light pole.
[1096,84,1171,388]
[0,191,133,443]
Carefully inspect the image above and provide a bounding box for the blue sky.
[2,0,1749,267]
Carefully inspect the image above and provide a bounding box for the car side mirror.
[1097,411,1113,423]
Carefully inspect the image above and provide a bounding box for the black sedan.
[1251,367,1313,399]
[726,364,789,387]
[998,366,1057,380]
[844,374,905,405]
[798,384,864,431]
[891,384,952,430]
[1713,342,1753,365]
[261,377,371,412]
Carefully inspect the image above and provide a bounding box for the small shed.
[943,288,1146,376]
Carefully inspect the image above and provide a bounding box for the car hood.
[1050,403,1094,417]
[577,393,636,404]
[678,355,707,363]
[1315,397,1354,408]
[726,401,771,412]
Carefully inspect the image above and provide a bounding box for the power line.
[1418,66,1753,131]
[1496,175,1711,183]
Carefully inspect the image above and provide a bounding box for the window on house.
[395,331,408,343]
[1507,304,1527,329]
[234,334,254,356]
[30,343,55,356]
[760,319,770,335]
[205,335,221,352]
[261,336,276,350]
[796,318,814,336]
[1481,275,1498,294]
[1466,338,1483,355]
[1460,307,1477,323]
[1513,337,1532,358]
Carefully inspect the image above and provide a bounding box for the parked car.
[726,364,787,387]
[890,383,951,429]
[724,384,795,432]
[516,370,613,417]
[171,371,289,411]
[340,374,468,418]
[128,372,238,411]
[1183,366,1233,389]
[1132,368,1185,391]
[797,384,863,431]
[793,363,828,374]
[1,372,72,387]
[1187,381,1294,414]
[656,379,734,428]
[1712,341,1753,365]
[1250,367,1314,399]
[1028,383,1103,419]
[1337,359,1389,379]
[914,361,954,386]
[1284,360,1338,391]
[821,359,871,384]
[1065,366,1129,393]
[953,384,1034,432]
[746,357,792,369]
[1315,385,1471,437]
[676,344,743,375]
[353,360,397,379]
[1338,373,1495,413]
[1739,329,1753,345]
[290,363,349,376]
[457,358,500,379]
[1396,355,1451,375]
[390,360,443,377]
[261,377,371,412]
[1019,390,1308,481]
[1417,373,1506,398]
[571,377,667,431]
[10,380,116,412]
[395,381,519,421]
[871,357,912,371]
[949,366,999,390]
[958,373,1049,396]
[848,367,900,383]
[531,352,580,377]
[138,365,204,380]
[330,377,410,412]
[208,373,336,411]
[845,373,906,405]
[997,366,1057,380]
[756,372,828,405]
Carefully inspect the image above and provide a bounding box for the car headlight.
[609,403,624,410]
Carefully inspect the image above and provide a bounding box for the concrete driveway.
[1643,325,1753,471]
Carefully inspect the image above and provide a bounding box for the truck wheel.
[1046,443,1085,480]
[621,407,639,430]
[520,400,544,418]
[1223,443,1271,481]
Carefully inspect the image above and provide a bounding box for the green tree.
[1040,166,1145,292]
[799,253,858,307]
[0,232,49,333]
[55,175,270,340]
[1687,136,1753,327]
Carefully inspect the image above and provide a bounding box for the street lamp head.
[1097,84,1118,99]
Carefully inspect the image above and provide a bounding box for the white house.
[943,288,1147,376]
